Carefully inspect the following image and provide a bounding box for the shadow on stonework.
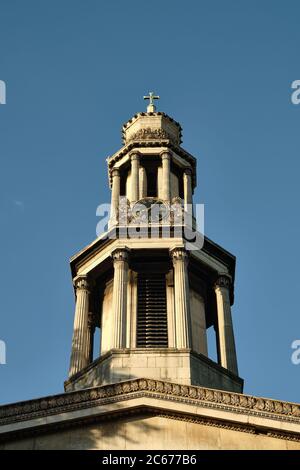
[70,368,163,449]
[65,370,161,449]
[1,407,160,450]
[66,355,149,391]
[87,410,160,450]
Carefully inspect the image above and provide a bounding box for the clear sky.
[0,0,300,405]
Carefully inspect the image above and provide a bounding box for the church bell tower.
[65,95,243,394]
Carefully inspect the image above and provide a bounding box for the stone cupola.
[65,94,243,396]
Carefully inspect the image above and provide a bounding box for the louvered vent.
[137,273,168,348]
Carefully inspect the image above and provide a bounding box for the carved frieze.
[1,378,300,430]
[127,127,173,143]
[116,196,185,226]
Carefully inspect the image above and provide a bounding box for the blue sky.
[0,0,300,405]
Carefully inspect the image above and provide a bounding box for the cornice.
[1,378,300,431]
[69,230,236,285]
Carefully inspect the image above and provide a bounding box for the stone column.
[139,166,147,199]
[161,151,171,201]
[131,153,140,202]
[166,270,176,348]
[69,275,90,377]
[214,322,221,366]
[170,247,191,348]
[87,312,96,364]
[111,247,130,349]
[183,168,193,208]
[214,275,238,375]
[111,168,120,224]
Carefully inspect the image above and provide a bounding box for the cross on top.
[143,91,160,112]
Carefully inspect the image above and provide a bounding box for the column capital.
[111,167,120,178]
[184,167,193,176]
[129,151,141,162]
[160,150,171,160]
[111,246,130,263]
[73,275,90,291]
[214,274,232,290]
[170,246,189,263]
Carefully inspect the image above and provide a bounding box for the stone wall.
[2,415,300,450]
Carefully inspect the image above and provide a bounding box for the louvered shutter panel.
[137,273,168,348]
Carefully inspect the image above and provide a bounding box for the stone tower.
[4,98,300,450]
[65,95,243,394]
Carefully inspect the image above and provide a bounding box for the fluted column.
[183,168,193,209]
[69,275,91,377]
[111,247,130,349]
[170,247,191,348]
[161,151,171,201]
[214,275,238,375]
[131,153,140,202]
[111,168,120,224]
